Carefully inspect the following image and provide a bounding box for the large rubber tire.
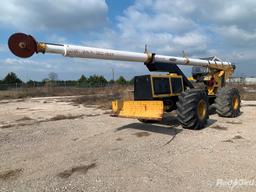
[177,89,209,130]
[215,87,241,117]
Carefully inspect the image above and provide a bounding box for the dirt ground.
[0,96,256,192]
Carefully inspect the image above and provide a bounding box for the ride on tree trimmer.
[8,33,241,129]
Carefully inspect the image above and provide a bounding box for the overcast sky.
[0,0,255,81]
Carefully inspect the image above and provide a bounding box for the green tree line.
[0,72,134,87]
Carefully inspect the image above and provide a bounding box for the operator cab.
[192,56,222,81]
[192,66,209,81]
[192,66,208,76]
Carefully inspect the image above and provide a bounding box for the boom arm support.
[8,33,235,75]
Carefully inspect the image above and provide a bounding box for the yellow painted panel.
[112,100,164,120]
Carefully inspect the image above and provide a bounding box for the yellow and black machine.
[8,33,241,129]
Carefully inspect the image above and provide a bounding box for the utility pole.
[111,67,115,81]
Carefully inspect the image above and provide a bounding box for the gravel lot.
[0,96,256,192]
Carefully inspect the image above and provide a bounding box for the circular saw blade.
[8,33,37,58]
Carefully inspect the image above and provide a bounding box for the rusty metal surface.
[8,33,37,58]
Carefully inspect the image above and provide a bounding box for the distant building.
[245,77,256,84]
[228,77,256,84]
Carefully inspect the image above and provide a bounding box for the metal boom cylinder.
[8,33,232,68]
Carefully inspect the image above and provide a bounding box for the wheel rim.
[233,95,239,110]
[197,99,207,120]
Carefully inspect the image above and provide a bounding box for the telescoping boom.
[8,33,232,69]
